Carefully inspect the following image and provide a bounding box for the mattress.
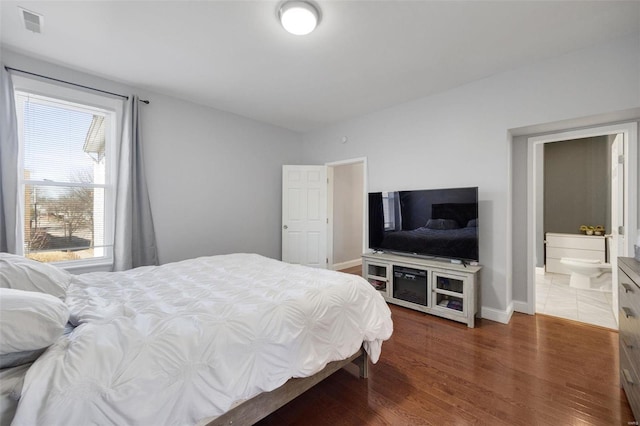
[13,253,393,425]
[0,363,31,426]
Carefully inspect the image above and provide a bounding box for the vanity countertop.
[546,232,605,239]
[619,257,640,284]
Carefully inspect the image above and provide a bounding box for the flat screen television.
[368,187,479,262]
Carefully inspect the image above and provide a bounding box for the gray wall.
[543,136,610,235]
[1,48,304,264]
[332,162,363,265]
[3,32,639,320]
[301,34,640,320]
[142,96,301,263]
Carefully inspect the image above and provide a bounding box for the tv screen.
[368,187,479,261]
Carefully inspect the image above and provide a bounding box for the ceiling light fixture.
[279,1,320,36]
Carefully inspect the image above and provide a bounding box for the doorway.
[526,122,638,327]
[281,158,367,270]
[327,158,367,271]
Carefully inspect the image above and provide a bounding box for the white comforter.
[13,254,393,425]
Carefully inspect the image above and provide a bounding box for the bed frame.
[200,348,368,426]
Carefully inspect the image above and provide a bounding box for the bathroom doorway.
[526,122,638,328]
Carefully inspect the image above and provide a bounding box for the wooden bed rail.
[201,348,368,426]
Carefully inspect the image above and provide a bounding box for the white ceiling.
[1,1,639,132]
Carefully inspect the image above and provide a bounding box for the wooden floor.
[256,269,634,425]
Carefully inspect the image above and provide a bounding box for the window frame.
[382,191,398,231]
[12,74,123,272]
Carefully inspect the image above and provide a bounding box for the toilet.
[559,257,611,290]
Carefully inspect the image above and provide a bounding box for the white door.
[282,165,328,268]
[611,133,625,324]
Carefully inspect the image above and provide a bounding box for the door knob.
[283,225,288,229]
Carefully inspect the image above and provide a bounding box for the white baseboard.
[332,259,362,271]
[481,303,514,324]
[512,300,534,315]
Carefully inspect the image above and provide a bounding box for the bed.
[379,225,478,260]
[0,252,393,425]
[378,201,479,260]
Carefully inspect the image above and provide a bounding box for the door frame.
[325,157,368,270]
[525,122,638,317]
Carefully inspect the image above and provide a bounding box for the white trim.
[56,258,113,274]
[512,300,531,314]
[506,132,513,315]
[481,303,514,324]
[325,157,368,167]
[11,75,122,115]
[326,165,334,268]
[23,180,108,189]
[325,157,368,269]
[332,258,362,271]
[526,121,638,316]
[12,74,123,270]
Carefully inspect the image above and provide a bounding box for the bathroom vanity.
[619,256,640,421]
[545,232,606,274]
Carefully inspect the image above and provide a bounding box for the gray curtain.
[113,95,158,271]
[0,66,22,254]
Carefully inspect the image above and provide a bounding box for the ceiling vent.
[18,7,43,33]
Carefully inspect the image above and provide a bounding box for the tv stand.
[362,252,481,327]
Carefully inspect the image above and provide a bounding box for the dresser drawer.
[620,271,640,318]
[620,345,640,421]
[619,275,640,359]
[620,303,640,369]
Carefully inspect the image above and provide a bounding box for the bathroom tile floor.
[536,270,617,329]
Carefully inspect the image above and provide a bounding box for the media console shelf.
[362,252,481,328]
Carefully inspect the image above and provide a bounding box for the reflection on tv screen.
[368,187,479,261]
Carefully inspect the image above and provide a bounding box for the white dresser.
[545,232,606,274]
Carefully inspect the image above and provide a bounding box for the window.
[382,191,399,231]
[13,76,121,267]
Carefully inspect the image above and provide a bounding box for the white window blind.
[16,91,114,264]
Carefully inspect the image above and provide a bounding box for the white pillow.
[0,288,70,355]
[0,253,71,299]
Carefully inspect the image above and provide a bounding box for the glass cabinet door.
[365,262,389,296]
[432,272,466,315]
[435,275,464,294]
